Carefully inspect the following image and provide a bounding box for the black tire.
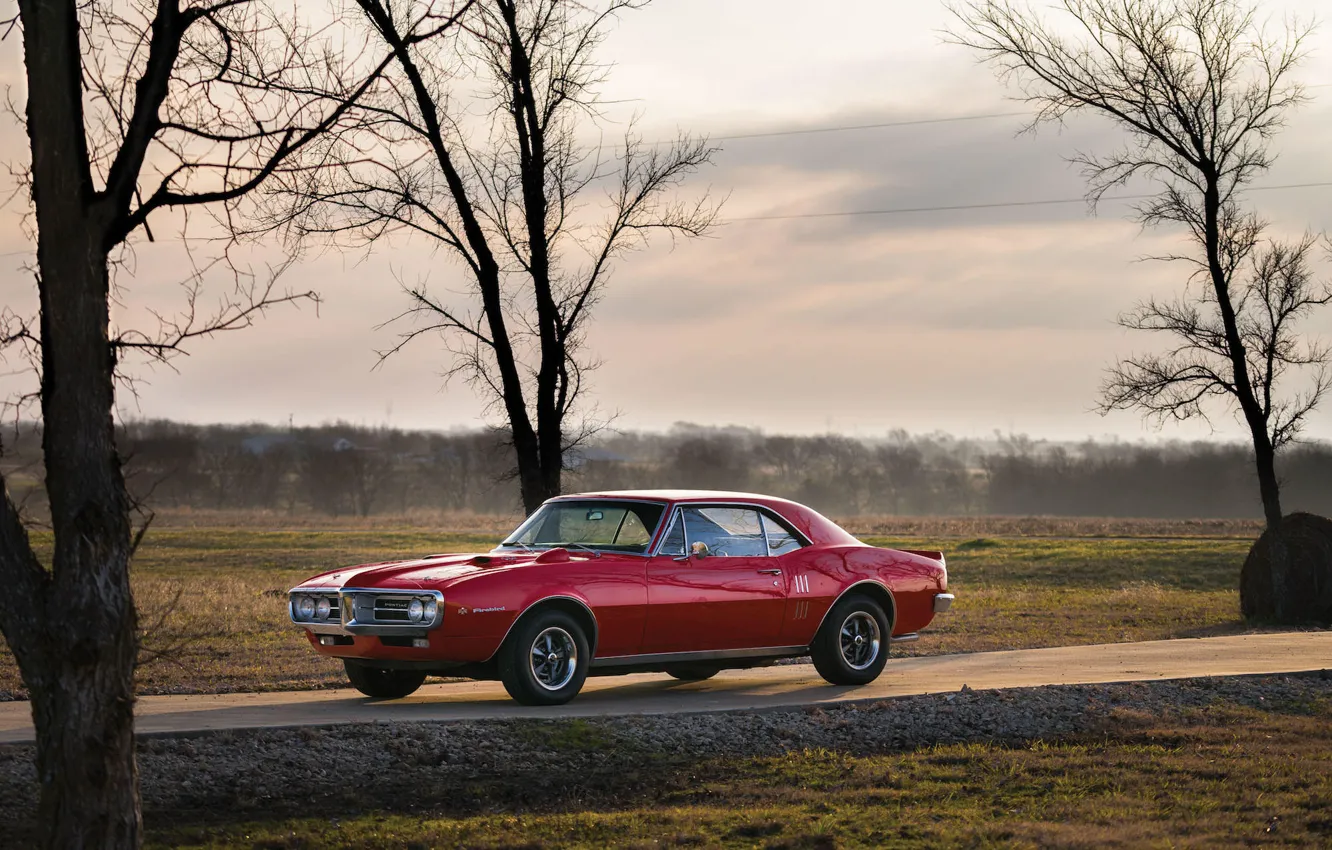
[498,609,590,706]
[665,664,720,681]
[344,661,427,699]
[810,593,890,686]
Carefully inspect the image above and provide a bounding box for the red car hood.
[293,548,604,592]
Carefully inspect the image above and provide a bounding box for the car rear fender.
[487,594,599,661]
[815,579,898,639]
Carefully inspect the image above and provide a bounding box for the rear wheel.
[498,609,590,706]
[665,664,720,681]
[344,661,427,699]
[810,593,890,686]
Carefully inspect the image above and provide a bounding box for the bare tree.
[274,0,719,514]
[948,1,1318,530]
[1103,233,1331,471]
[0,0,404,844]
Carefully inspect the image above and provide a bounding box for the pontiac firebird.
[288,490,953,705]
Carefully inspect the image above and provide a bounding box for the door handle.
[757,568,782,575]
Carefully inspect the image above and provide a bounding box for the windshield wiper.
[564,543,602,558]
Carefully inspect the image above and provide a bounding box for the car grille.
[372,596,413,622]
[291,588,440,631]
[342,592,434,626]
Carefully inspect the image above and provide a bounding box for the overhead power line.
[652,84,1330,147]
[726,180,1332,223]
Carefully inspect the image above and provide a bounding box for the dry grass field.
[0,511,1270,699]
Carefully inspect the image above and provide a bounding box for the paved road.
[0,632,1326,744]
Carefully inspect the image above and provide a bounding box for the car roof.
[555,489,784,504]
[550,490,862,548]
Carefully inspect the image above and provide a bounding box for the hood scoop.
[534,547,572,563]
[465,553,528,567]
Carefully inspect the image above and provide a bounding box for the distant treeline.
[1,420,1328,519]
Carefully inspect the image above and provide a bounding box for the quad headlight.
[407,598,425,622]
[295,595,316,620]
[316,597,332,619]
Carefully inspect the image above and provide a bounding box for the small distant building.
[241,434,300,456]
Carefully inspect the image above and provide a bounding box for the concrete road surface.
[0,632,1326,744]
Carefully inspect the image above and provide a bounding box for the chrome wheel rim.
[530,626,578,691]
[839,611,881,670]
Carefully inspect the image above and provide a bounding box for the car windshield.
[498,500,666,555]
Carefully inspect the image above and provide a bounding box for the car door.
[643,505,788,654]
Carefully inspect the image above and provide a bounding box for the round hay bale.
[1240,512,1332,624]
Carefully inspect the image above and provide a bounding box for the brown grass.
[148,508,1266,539]
[0,524,1264,699]
[148,692,1332,848]
[148,506,519,532]
[839,514,1264,538]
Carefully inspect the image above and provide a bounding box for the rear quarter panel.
[779,545,946,645]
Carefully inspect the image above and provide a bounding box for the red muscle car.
[288,490,952,705]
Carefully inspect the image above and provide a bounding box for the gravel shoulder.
[1,671,1329,844]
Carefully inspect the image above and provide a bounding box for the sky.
[2,0,1332,443]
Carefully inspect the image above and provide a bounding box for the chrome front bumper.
[933,593,955,613]
[289,587,445,636]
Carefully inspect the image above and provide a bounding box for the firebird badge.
[473,606,506,613]
[457,607,467,615]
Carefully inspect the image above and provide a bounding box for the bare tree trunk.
[1201,179,1283,532]
[6,1,141,844]
[498,0,563,517]
[1251,430,1284,532]
[1203,177,1288,617]
[29,160,140,850]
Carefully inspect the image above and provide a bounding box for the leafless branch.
[268,0,718,512]
[951,0,1321,526]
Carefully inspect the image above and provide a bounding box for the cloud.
[0,0,1330,444]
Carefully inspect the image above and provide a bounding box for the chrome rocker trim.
[289,587,446,636]
[590,645,808,670]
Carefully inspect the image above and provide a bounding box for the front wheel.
[810,593,890,686]
[498,609,590,706]
[344,661,427,699]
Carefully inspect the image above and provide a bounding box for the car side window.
[682,507,766,557]
[762,513,805,556]
[657,511,685,557]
